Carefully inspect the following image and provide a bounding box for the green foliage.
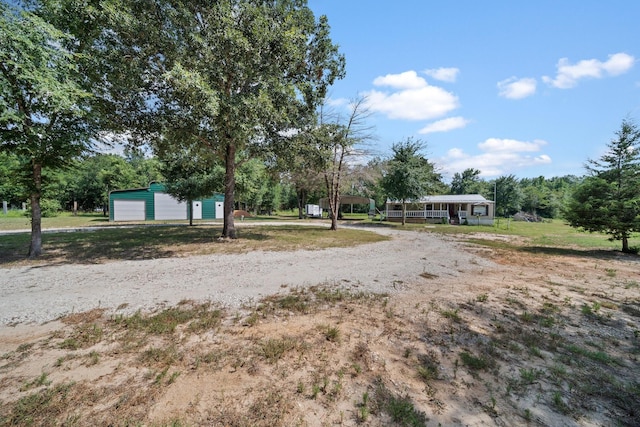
[236,158,280,214]
[492,174,523,217]
[0,152,27,206]
[459,351,489,371]
[374,382,428,427]
[450,168,487,195]
[564,119,640,252]
[381,137,443,225]
[0,4,95,256]
[26,198,61,218]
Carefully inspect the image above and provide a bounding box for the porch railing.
[386,210,448,218]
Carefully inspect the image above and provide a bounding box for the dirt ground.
[1,228,639,426]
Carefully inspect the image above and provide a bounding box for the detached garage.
[109,182,224,222]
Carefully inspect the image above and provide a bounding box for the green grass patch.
[111,302,222,337]
[5,382,76,425]
[440,308,462,322]
[459,351,489,371]
[564,344,619,365]
[415,219,640,252]
[260,337,297,364]
[373,381,428,427]
[0,224,388,265]
[60,323,104,350]
[0,211,109,231]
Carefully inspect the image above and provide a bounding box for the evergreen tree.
[565,119,640,253]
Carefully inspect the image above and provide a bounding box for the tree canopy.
[0,4,95,256]
[381,137,442,226]
[136,0,344,238]
[565,119,640,253]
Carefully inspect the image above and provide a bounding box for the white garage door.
[113,200,145,221]
[154,192,187,220]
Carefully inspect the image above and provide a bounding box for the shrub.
[25,198,61,217]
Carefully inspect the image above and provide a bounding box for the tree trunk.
[622,235,629,253]
[296,187,307,219]
[401,199,406,226]
[188,199,193,226]
[222,143,237,239]
[329,186,339,231]
[28,162,43,258]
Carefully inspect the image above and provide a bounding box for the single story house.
[109,182,224,222]
[385,194,495,225]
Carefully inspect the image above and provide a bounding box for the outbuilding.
[109,182,224,222]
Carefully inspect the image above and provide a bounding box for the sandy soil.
[0,226,492,327]
[1,225,639,426]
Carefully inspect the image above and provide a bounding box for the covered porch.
[385,195,494,225]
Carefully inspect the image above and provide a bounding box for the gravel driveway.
[0,225,493,326]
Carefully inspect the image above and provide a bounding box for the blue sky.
[308,0,640,180]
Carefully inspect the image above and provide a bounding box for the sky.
[307,0,640,180]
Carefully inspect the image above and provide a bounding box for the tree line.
[0,142,581,221]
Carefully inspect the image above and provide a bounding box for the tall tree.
[565,119,640,253]
[0,5,94,257]
[450,168,485,195]
[274,131,326,219]
[317,97,373,230]
[148,1,344,238]
[492,174,522,217]
[381,137,442,226]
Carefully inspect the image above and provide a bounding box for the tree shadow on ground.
[517,245,639,262]
[0,226,235,266]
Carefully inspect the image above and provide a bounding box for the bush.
[25,198,61,218]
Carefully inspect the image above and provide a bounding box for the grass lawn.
[0,222,388,265]
[376,218,640,252]
[0,211,111,231]
[1,210,638,264]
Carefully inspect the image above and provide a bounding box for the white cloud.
[437,138,551,178]
[418,116,470,134]
[372,70,427,89]
[543,52,635,89]
[424,67,460,83]
[602,52,635,75]
[365,71,459,120]
[497,77,537,99]
[478,138,547,152]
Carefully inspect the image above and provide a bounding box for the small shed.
[109,182,224,222]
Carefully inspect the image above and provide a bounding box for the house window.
[472,205,487,216]
[425,204,433,210]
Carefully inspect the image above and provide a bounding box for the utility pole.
[493,180,499,227]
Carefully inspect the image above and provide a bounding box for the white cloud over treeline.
[438,138,551,177]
